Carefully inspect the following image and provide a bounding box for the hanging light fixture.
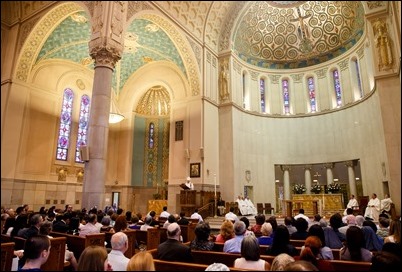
[109,97,124,124]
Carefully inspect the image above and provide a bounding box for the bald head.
[167,222,181,240]
[111,232,128,252]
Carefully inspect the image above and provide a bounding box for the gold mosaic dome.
[233,1,365,69]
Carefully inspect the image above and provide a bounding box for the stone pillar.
[82,1,127,209]
[304,165,312,194]
[345,160,357,197]
[324,163,334,185]
[282,165,291,200]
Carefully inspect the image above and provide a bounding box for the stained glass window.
[333,69,342,107]
[242,73,246,109]
[75,95,91,162]
[354,59,363,98]
[307,77,316,112]
[282,79,290,114]
[56,89,74,160]
[260,78,266,113]
[149,123,155,149]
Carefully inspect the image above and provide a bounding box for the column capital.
[304,164,313,170]
[89,1,127,69]
[281,165,291,171]
[323,162,334,169]
[344,160,355,167]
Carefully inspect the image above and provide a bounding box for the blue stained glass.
[282,79,290,114]
[308,77,316,112]
[75,95,91,162]
[56,89,74,161]
[333,69,342,106]
[149,123,155,149]
[260,78,266,113]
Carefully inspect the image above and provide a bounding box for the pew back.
[1,242,14,271]
[50,231,105,260]
[134,228,160,250]
[42,237,67,271]
[104,230,136,258]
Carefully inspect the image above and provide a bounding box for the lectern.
[180,185,196,216]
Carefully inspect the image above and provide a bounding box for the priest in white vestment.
[343,195,359,215]
[380,194,393,215]
[235,196,249,215]
[244,197,257,215]
[364,193,380,222]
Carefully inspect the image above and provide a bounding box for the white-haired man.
[108,232,130,271]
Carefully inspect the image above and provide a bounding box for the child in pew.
[19,235,51,271]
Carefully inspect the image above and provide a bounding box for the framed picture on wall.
[190,162,201,178]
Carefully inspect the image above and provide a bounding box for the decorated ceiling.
[233,1,365,69]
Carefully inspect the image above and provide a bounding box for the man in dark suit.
[52,213,70,233]
[157,223,193,262]
[177,211,189,225]
[18,213,43,239]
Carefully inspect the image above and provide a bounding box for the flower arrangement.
[310,184,322,194]
[327,183,341,193]
[293,184,306,194]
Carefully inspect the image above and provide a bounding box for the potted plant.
[327,183,341,193]
[310,184,322,194]
[292,184,306,194]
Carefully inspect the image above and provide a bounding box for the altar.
[283,194,343,217]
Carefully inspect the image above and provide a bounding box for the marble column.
[324,163,334,185]
[282,165,291,200]
[82,1,127,209]
[345,160,357,197]
[304,165,312,194]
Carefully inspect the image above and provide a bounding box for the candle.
[214,174,217,197]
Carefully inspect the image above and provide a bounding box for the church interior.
[1,1,400,218]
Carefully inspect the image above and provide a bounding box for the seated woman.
[234,235,271,270]
[190,222,214,251]
[266,225,298,257]
[306,224,333,260]
[298,236,335,271]
[340,226,372,262]
[215,220,234,243]
[257,222,273,246]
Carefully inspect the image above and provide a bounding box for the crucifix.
[290,7,311,40]
[313,171,321,182]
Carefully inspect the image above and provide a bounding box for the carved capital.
[344,160,355,167]
[281,165,291,172]
[304,164,312,170]
[89,43,123,69]
[323,163,334,169]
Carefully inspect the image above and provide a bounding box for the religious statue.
[219,60,229,101]
[372,19,393,71]
[57,167,68,181]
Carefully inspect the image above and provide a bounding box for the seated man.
[225,207,239,223]
[364,193,380,222]
[343,195,359,216]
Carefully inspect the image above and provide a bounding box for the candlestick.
[214,174,217,197]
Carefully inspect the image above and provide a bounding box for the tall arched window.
[307,77,316,112]
[353,59,363,98]
[260,78,266,113]
[149,123,155,149]
[242,73,246,109]
[75,95,91,162]
[333,69,342,107]
[56,88,74,160]
[282,79,290,114]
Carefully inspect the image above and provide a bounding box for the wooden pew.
[1,234,12,243]
[329,260,371,271]
[1,242,14,271]
[153,259,249,271]
[180,222,196,243]
[191,250,275,267]
[104,230,136,258]
[134,228,160,250]
[50,231,105,260]
[42,237,67,271]
[289,239,306,247]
